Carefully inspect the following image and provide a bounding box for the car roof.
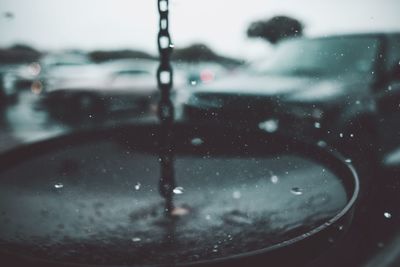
[308,32,400,41]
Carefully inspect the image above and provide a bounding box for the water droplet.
[291,187,303,195]
[134,183,141,191]
[132,237,141,242]
[169,43,175,48]
[270,175,279,184]
[314,122,321,129]
[205,214,211,220]
[350,133,354,138]
[384,212,392,219]
[232,191,241,199]
[191,80,197,86]
[173,187,184,195]
[54,183,64,189]
[355,100,361,105]
[191,137,204,146]
[317,140,327,147]
[345,159,352,163]
[258,119,279,133]
[338,225,344,231]
[339,133,344,138]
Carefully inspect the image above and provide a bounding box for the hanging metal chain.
[157,0,175,214]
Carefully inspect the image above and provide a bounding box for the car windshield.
[254,37,379,77]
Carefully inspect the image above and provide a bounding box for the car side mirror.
[391,60,400,81]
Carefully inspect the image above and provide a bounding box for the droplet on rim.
[291,187,303,195]
[173,187,184,194]
[345,159,352,163]
[54,183,64,189]
[132,237,141,242]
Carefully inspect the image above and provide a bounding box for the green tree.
[247,16,304,44]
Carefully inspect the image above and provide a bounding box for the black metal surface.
[0,123,358,267]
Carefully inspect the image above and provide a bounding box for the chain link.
[157,0,175,214]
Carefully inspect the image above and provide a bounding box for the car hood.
[191,73,371,104]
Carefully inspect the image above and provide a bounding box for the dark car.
[182,33,400,168]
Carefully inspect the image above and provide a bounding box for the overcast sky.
[0,0,399,59]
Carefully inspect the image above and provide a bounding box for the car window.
[254,37,379,77]
[387,36,400,70]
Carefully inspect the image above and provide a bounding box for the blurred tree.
[247,16,304,44]
[89,50,156,63]
[0,44,41,63]
[173,44,242,66]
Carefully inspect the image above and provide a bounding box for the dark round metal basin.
[0,123,359,267]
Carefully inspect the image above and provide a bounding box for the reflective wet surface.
[0,139,348,265]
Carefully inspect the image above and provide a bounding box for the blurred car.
[182,33,400,165]
[2,52,91,96]
[39,59,180,122]
[175,62,231,86]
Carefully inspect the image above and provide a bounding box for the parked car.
[1,52,92,97]
[39,59,186,123]
[182,33,400,167]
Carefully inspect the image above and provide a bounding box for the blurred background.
[1,1,400,266]
[0,0,399,144]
